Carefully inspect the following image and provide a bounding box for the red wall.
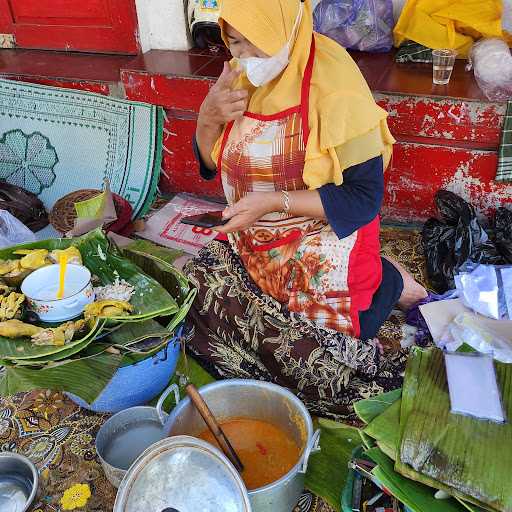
[0,0,139,54]
[4,61,511,224]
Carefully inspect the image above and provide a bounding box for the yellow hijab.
[214,0,395,190]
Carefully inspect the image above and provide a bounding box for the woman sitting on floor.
[184,0,427,420]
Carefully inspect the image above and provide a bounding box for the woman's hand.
[196,62,248,170]
[215,192,282,234]
[198,62,248,129]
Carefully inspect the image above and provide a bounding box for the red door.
[0,0,139,54]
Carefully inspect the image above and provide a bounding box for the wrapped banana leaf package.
[0,229,195,404]
[398,348,512,512]
[354,348,512,512]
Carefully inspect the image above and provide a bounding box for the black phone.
[180,211,228,228]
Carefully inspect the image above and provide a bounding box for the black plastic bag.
[0,182,48,232]
[422,190,505,292]
[495,207,512,263]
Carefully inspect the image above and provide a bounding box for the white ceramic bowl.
[21,264,95,322]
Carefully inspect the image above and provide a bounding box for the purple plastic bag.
[313,0,394,53]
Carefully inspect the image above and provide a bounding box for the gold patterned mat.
[380,226,428,287]
[378,226,428,355]
[0,227,424,512]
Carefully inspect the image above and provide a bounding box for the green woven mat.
[0,78,163,218]
[395,41,433,64]
[497,100,512,183]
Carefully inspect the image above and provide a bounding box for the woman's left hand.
[216,192,281,234]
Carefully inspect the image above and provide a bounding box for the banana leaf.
[111,319,180,366]
[353,362,494,511]
[364,399,401,460]
[0,351,122,403]
[305,419,361,512]
[367,448,467,512]
[73,230,178,320]
[0,230,195,400]
[0,319,103,362]
[123,239,184,267]
[9,320,170,367]
[457,499,488,512]
[354,388,402,424]
[4,324,122,366]
[358,429,374,450]
[121,239,191,305]
[391,354,483,507]
[0,228,179,320]
[0,230,180,361]
[2,331,104,366]
[354,389,402,450]
[0,320,174,400]
[120,239,197,336]
[397,348,511,512]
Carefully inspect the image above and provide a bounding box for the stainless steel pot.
[163,379,321,512]
[0,452,39,512]
[113,436,252,512]
[96,384,180,488]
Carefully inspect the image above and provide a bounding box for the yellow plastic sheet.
[394,0,504,58]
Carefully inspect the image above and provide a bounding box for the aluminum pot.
[163,379,321,512]
[0,452,39,512]
[113,436,252,512]
[96,384,180,488]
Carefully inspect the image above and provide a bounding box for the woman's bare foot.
[383,256,428,311]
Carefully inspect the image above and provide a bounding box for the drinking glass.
[432,49,457,85]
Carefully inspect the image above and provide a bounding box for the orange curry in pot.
[197,418,301,490]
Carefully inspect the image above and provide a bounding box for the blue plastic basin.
[67,324,183,413]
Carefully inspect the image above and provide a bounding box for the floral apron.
[217,38,382,337]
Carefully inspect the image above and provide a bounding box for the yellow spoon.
[57,253,68,300]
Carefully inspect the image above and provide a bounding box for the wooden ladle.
[185,383,244,473]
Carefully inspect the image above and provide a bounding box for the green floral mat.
[0,78,163,218]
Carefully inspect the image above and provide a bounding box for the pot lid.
[114,435,252,512]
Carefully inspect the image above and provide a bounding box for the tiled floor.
[0,46,489,101]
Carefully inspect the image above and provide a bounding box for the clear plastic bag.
[455,264,501,320]
[504,0,512,36]
[0,210,36,248]
[502,267,512,320]
[467,38,512,101]
[392,0,407,22]
[447,312,512,364]
[455,262,512,320]
[313,0,394,53]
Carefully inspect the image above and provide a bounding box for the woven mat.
[378,226,428,354]
[395,41,433,64]
[0,78,163,218]
[497,100,512,183]
[0,227,424,512]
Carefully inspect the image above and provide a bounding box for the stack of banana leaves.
[0,229,195,404]
[353,347,512,512]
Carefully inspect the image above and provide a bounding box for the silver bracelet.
[281,190,291,213]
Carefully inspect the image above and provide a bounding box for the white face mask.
[237,2,303,87]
